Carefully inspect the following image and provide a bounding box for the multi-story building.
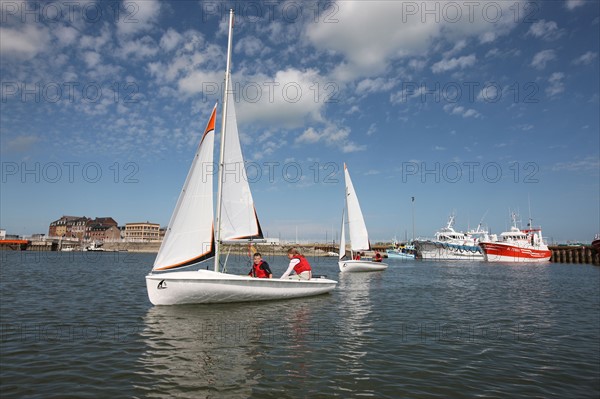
[71,217,90,240]
[125,222,161,241]
[88,225,121,242]
[49,216,118,241]
[48,216,80,237]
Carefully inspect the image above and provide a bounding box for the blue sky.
[1,0,598,243]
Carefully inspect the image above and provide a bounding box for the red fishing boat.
[479,214,551,263]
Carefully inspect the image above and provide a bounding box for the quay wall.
[549,245,599,266]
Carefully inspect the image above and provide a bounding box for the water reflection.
[137,295,333,398]
[336,272,381,371]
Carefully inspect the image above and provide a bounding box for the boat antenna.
[527,194,533,228]
[214,8,234,273]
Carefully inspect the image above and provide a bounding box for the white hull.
[386,250,415,259]
[415,241,483,260]
[146,270,337,305]
[338,260,388,273]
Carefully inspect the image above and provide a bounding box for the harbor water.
[1,252,599,398]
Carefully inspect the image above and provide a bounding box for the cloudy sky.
[1,0,598,243]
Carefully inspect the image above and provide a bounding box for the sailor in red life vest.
[280,248,312,280]
[248,253,273,278]
[373,251,382,262]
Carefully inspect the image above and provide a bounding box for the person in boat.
[353,252,361,260]
[373,251,383,262]
[248,252,273,278]
[280,248,312,280]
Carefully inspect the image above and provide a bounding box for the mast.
[214,9,234,273]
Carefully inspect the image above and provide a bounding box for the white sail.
[344,164,370,251]
[219,87,263,241]
[152,105,217,271]
[339,209,346,261]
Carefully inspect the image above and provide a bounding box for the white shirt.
[280,257,300,279]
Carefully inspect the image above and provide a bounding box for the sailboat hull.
[146,270,337,305]
[338,260,388,273]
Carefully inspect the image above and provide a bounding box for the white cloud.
[341,142,367,153]
[305,0,523,81]
[477,85,501,102]
[408,59,427,71]
[572,51,598,65]
[527,20,564,41]
[366,123,377,136]
[116,0,161,37]
[235,36,267,57]
[116,36,159,60]
[346,105,360,115]
[177,70,223,95]
[356,78,397,95]
[3,135,40,153]
[546,72,565,97]
[443,40,468,58]
[54,25,79,47]
[552,156,599,171]
[294,123,365,153]
[159,28,183,52]
[531,50,556,70]
[82,51,101,69]
[431,54,476,73]
[79,25,112,52]
[0,24,49,59]
[235,68,327,129]
[443,104,481,118]
[565,0,586,10]
[295,127,322,144]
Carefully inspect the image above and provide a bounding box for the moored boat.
[386,243,416,259]
[592,234,600,253]
[479,214,551,262]
[413,215,486,260]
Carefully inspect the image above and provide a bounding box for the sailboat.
[338,164,388,272]
[145,10,337,305]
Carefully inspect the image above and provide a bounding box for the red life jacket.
[252,260,269,278]
[292,255,311,274]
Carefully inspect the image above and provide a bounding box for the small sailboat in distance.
[338,164,388,272]
[145,9,337,305]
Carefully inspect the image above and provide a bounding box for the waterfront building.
[125,222,161,241]
[48,216,81,237]
[88,225,121,242]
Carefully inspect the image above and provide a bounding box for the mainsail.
[152,105,217,271]
[344,164,370,252]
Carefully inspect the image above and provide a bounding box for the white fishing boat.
[338,164,388,273]
[413,215,486,260]
[145,10,337,305]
